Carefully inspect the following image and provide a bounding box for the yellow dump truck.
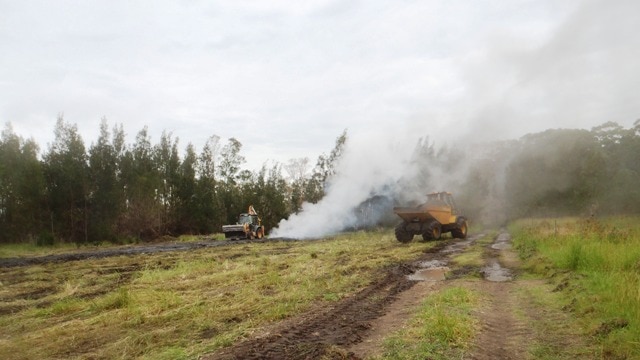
[393,192,468,243]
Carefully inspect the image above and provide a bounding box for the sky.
[1,0,639,170]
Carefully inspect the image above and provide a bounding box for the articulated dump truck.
[393,192,468,243]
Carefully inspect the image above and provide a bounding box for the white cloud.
[1,0,638,171]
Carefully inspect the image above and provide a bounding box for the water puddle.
[408,267,450,281]
[442,238,474,254]
[491,232,512,250]
[406,234,485,282]
[408,259,450,281]
[481,260,513,282]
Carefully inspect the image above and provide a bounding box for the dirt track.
[0,237,299,268]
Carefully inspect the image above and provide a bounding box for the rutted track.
[0,237,301,268]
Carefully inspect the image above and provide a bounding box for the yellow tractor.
[393,192,468,243]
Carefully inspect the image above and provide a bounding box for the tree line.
[0,115,346,244]
[1,115,638,245]
[357,120,640,228]
[450,121,640,224]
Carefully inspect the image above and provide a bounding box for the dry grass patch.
[0,229,434,359]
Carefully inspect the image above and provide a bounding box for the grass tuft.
[378,287,479,360]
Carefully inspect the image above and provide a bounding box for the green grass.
[0,229,435,360]
[377,287,479,360]
[510,216,640,359]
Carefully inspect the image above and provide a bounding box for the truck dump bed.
[393,203,452,225]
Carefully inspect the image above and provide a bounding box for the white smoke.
[270,126,422,239]
[271,0,640,239]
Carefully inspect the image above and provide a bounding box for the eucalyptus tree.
[0,123,45,243]
[43,115,90,243]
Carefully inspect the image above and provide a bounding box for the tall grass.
[510,216,640,358]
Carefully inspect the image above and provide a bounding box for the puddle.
[491,232,512,250]
[481,260,512,282]
[408,259,450,281]
[407,234,485,281]
[417,259,448,268]
[442,239,474,254]
[407,267,450,281]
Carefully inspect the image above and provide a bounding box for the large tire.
[451,218,468,239]
[395,223,413,243]
[422,221,442,241]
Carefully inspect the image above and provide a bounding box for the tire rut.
[0,237,302,268]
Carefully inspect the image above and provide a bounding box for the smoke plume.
[271,0,640,239]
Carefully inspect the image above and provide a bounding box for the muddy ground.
[2,232,586,359]
[205,237,478,360]
[204,231,586,360]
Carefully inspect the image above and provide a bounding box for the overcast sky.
[1,0,639,170]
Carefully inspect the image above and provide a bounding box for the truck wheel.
[451,218,468,239]
[256,228,264,239]
[395,223,413,243]
[423,221,442,241]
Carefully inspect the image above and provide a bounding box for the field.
[1,217,639,359]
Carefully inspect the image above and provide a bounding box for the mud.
[481,260,513,282]
[481,231,514,282]
[407,260,450,281]
[205,234,482,360]
[491,232,512,250]
[0,237,302,268]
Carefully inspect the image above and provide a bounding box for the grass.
[0,229,435,360]
[510,216,640,359]
[377,286,479,360]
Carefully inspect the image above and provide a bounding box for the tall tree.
[305,130,348,204]
[154,131,180,233]
[175,143,198,233]
[119,126,162,239]
[0,123,46,243]
[217,138,246,224]
[88,118,121,243]
[43,115,90,243]
[195,135,223,233]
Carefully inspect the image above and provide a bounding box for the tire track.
[0,237,301,268]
